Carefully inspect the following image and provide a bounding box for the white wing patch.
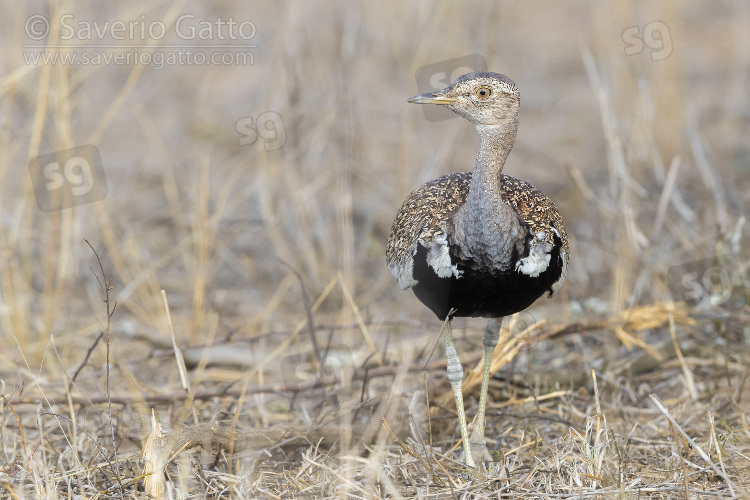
[515,230,552,278]
[387,231,462,290]
[424,232,462,280]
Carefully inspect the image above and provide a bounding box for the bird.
[386,72,569,468]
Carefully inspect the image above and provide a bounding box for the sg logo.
[622,21,673,61]
[415,54,488,122]
[236,111,286,151]
[508,310,541,351]
[667,255,747,312]
[28,144,108,212]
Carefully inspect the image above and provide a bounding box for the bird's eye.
[474,86,493,99]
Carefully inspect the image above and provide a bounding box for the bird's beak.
[408,91,457,105]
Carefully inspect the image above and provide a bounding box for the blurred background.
[0,0,748,483]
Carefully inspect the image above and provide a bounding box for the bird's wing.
[499,175,569,294]
[386,172,471,290]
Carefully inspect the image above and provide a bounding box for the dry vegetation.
[0,1,748,498]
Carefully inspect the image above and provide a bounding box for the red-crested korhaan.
[386,72,569,468]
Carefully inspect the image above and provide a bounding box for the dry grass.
[0,0,748,498]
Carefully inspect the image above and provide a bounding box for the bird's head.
[408,72,519,126]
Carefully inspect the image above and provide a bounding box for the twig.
[668,306,697,399]
[423,371,433,449]
[70,331,104,385]
[84,239,122,495]
[161,289,199,425]
[279,260,321,363]
[592,369,601,434]
[707,410,734,497]
[1,395,28,458]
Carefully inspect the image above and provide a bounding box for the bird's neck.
[471,121,517,193]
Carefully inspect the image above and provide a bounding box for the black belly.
[411,237,563,320]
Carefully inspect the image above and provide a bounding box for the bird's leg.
[469,318,501,461]
[442,319,475,468]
